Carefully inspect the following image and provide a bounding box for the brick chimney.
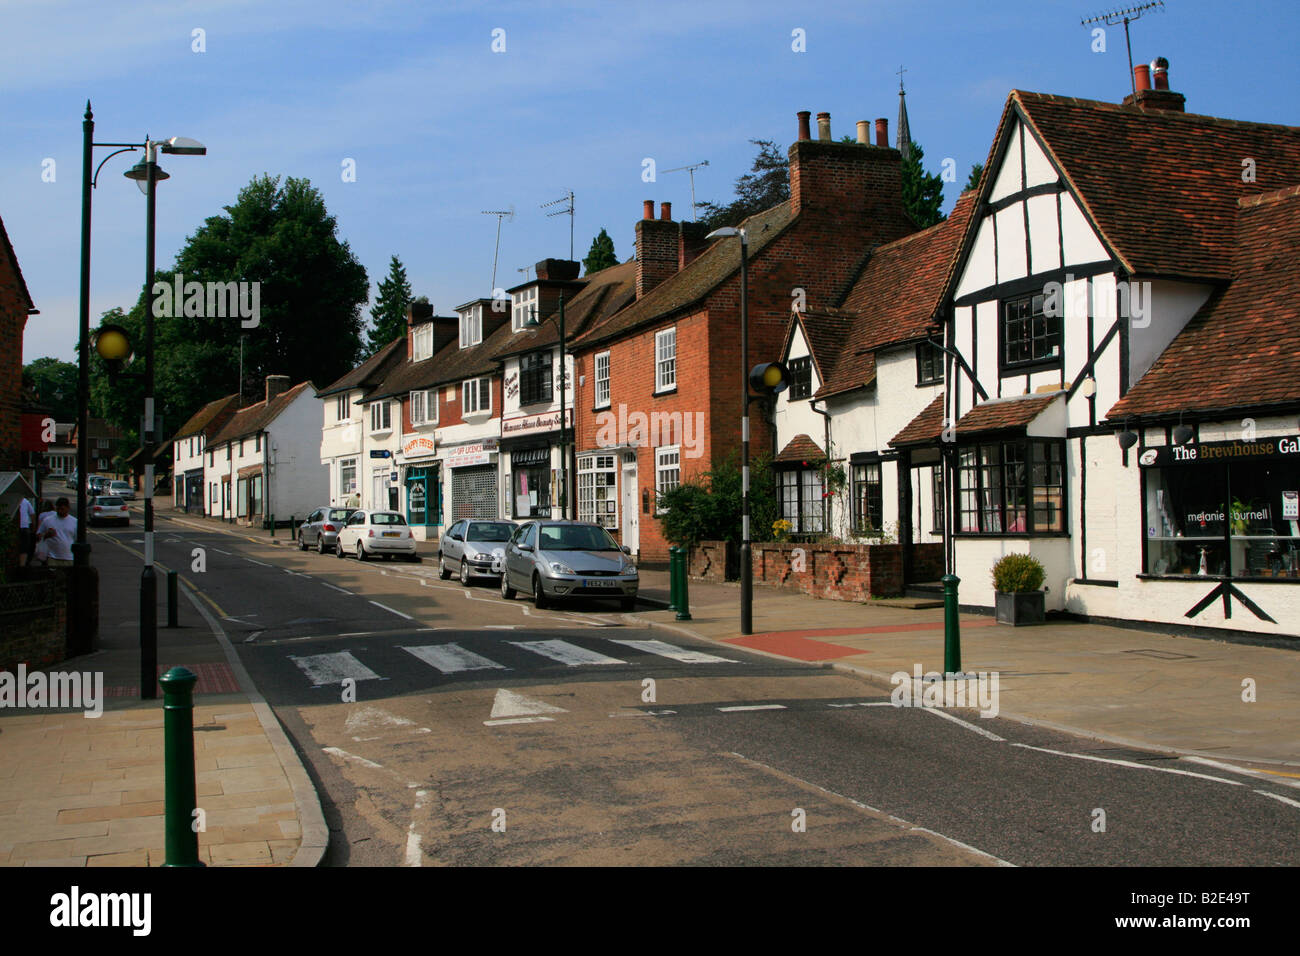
[1122,56,1185,112]
[265,374,291,405]
[406,301,458,359]
[535,258,581,281]
[679,221,709,269]
[636,200,678,299]
[789,111,907,221]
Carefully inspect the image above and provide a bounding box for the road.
[90,509,1300,866]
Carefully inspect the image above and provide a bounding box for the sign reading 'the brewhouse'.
[1138,435,1300,467]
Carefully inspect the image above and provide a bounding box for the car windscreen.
[467,522,514,542]
[94,497,124,505]
[538,524,620,551]
[371,513,407,526]
[328,509,354,522]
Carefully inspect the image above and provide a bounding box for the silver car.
[438,519,516,584]
[499,520,638,611]
[298,506,357,554]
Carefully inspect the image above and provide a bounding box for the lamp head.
[92,324,133,365]
[123,160,170,183]
[159,136,206,156]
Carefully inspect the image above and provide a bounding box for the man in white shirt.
[17,495,36,566]
[36,497,77,567]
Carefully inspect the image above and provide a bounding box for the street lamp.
[524,292,572,519]
[124,133,206,700]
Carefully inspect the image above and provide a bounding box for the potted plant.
[992,553,1046,626]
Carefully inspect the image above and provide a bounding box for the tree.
[22,358,78,422]
[696,139,790,231]
[366,255,413,356]
[657,451,779,550]
[965,162,984,193]
[901,140,947,228]
[582,228,618,275]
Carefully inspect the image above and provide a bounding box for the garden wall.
[0,574,68,670]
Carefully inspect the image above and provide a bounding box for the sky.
[7,0,1299,365]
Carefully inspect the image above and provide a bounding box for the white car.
[335,510,418,561]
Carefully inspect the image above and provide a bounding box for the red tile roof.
[1109,184,1300,419]
[955,393,1060,435]
[773,434,826,463]
[209,381,314,445]
[171,393,241,441]
[888,395,946,447]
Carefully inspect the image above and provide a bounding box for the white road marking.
[509,639,625,666]
[290,651,382,687]
[1010,743,1245,785]
[482,625,518,630]
[609,638,736,664]
[718,704,787,712]
[402,643,507,675]
[484,716,555,726]
[405,789,429,866]
[322,746,385,770]
[247,559,271,568]
[1182,756,1300,789]
[243,631,263,644]
[919,706,1006,742]
[489,688,567,720]
[321,583,352,595]
[369,601,413,620]
[211,548,231,555]
[1253,789,1300,810]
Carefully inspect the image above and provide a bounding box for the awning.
[774,434,826,463]
[0,472,37,519]
[953,392,1062,437]
[889,395,946,447]
[237,464,263,477]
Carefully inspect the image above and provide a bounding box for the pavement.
[2,507,1296,867]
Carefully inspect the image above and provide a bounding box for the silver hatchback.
[439,519,516,584]
[499,520,638,611]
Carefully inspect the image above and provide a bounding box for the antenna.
[662,161,711,221]
[517,265,532,282]
[541,190,575,260]
[1081,1,1165,95]
[481,205,515,293]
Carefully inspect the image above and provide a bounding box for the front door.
[621,456,639,555]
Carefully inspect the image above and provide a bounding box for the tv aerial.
[541,190,575,260]
[1081,1,1165,95]
[481,205,515,293]
[662,160,710,221]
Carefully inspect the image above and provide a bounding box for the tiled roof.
[318,336,407,398]
[773,434,826,463]
[888,395,946,447]
[209,381,314,445]
[1012,90,1300,280]
[171,393,241,441]
[372,319,516,400]
[0,214,35,311]
[496,260,636,360]
[816,191,977,399]
[1108,185,1300,419]
[955,393,1060,435]
[787,310,856,396]
[572,202,796,349]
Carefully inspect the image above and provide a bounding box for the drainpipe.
[262,429,270,530]
[810,397,833,532]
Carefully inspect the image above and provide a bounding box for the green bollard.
[667,547,680,612]
[160,666,204,867]
[942,573,961,675]
[269,513,275,537]
[290,515,295,541]
[676,547,693,622]
[166,570,178,628]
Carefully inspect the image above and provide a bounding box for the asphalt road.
[89,511,1300,866]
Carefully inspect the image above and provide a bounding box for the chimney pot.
[642,199,654,220]
[797,110,812,142]
[856,120,870,145]
[660,201,672,221]
[875,118,888,148]
[816,112,831,142]
[1134,63,1151,91]
[265,374,290,405]
[1151,57,1169,90]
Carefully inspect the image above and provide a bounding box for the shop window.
[956,439,1065,534]
[579,454,618,528]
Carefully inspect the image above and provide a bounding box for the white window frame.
[654,327,676,393]
[412,323,434,361]
[462,377,492,415]
[336,394,350,421]
[655,445,681,513]
[594,351,611,409]
[460,304,483,348]
[369,401,392,433]
[340,458,358,495]
[578,454,618,529]
[512,286,538,332]
[410,389,437,426]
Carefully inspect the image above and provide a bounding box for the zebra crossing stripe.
[609,639,736,664]
[401,643,507,675]
[508,639,626,666]
[289,651,382,687]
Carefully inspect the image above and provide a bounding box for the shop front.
[400,435,441,540]
[444,439,500,521]
[507,445,552,520]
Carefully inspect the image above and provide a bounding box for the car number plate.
[583,579,617,587]
[382,531,400,537]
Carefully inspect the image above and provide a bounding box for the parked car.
[500,520,638,611]
[438,519,516,584]
[88,495,130,526]
[65,469,78,490]
[298,506,357,554]
[335,510,418,561]
[87,475,111,495]
[109,480,135,501]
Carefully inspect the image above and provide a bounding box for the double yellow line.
[93,528,229,619]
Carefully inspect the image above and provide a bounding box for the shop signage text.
[501,409,572,438]
[1139,435,1300,467]
[402,436,436,460]
[444,439,499,469]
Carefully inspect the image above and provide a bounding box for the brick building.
[0,215,38,476]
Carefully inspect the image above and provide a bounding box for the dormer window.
[512,286,538,331]
[412,323,433,361]
[460,304,483,347]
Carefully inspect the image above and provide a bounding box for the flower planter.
[995,590,1045,626]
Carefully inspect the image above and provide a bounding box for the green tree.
[366,255,413,356]
[965,162,984,193]
[582,228,618,275]
[22,358,79,421]
[696,139,790,231]
[901,140,947,228]
[657,451,779,549]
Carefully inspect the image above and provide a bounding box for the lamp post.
[524,291,571,519]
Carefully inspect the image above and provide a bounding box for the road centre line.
[1253,789,1300,810]
[1009,742,1245,786]
[370,601,414,620]
[718,704,787,712]
[919,706,1006,742]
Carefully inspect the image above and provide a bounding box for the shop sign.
[501,409,572,438]
[402,436,437,460]
[1138,435,1300,467]
[444,438,498,469]
[510,446,550,467]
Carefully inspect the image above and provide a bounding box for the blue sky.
[9,0,1299,364]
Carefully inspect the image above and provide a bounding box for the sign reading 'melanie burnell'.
[1138,435,1300,467]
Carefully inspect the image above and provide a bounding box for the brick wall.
[911,543,946,582]
[0,254,27,473]
[0,576,68,670]
[689,539,907,600]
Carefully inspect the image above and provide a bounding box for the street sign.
[369,449,391,459]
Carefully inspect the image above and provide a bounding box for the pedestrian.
[36,497,77,568]
[17,494,36,567]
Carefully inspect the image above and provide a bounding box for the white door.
[621,457,639,555]
[372,470,385,512]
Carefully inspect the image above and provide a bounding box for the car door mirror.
[519,543,533,552]
[621,545,631,554]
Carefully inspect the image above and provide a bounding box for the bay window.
[956,438,1065,534]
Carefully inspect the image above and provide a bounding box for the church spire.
[896,65,912,160]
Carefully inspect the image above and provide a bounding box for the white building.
[169,394,239,514]
[318,337,406,513]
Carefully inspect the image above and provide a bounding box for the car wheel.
[500,570,516,600]
[299,533,308,552]
[438,552,451,579]
[356,541,367,561]
[460,559,470,586]
[317,536,326,555]
[532,573,548,610]
[335,539,345,559]
[620,597,636,612]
